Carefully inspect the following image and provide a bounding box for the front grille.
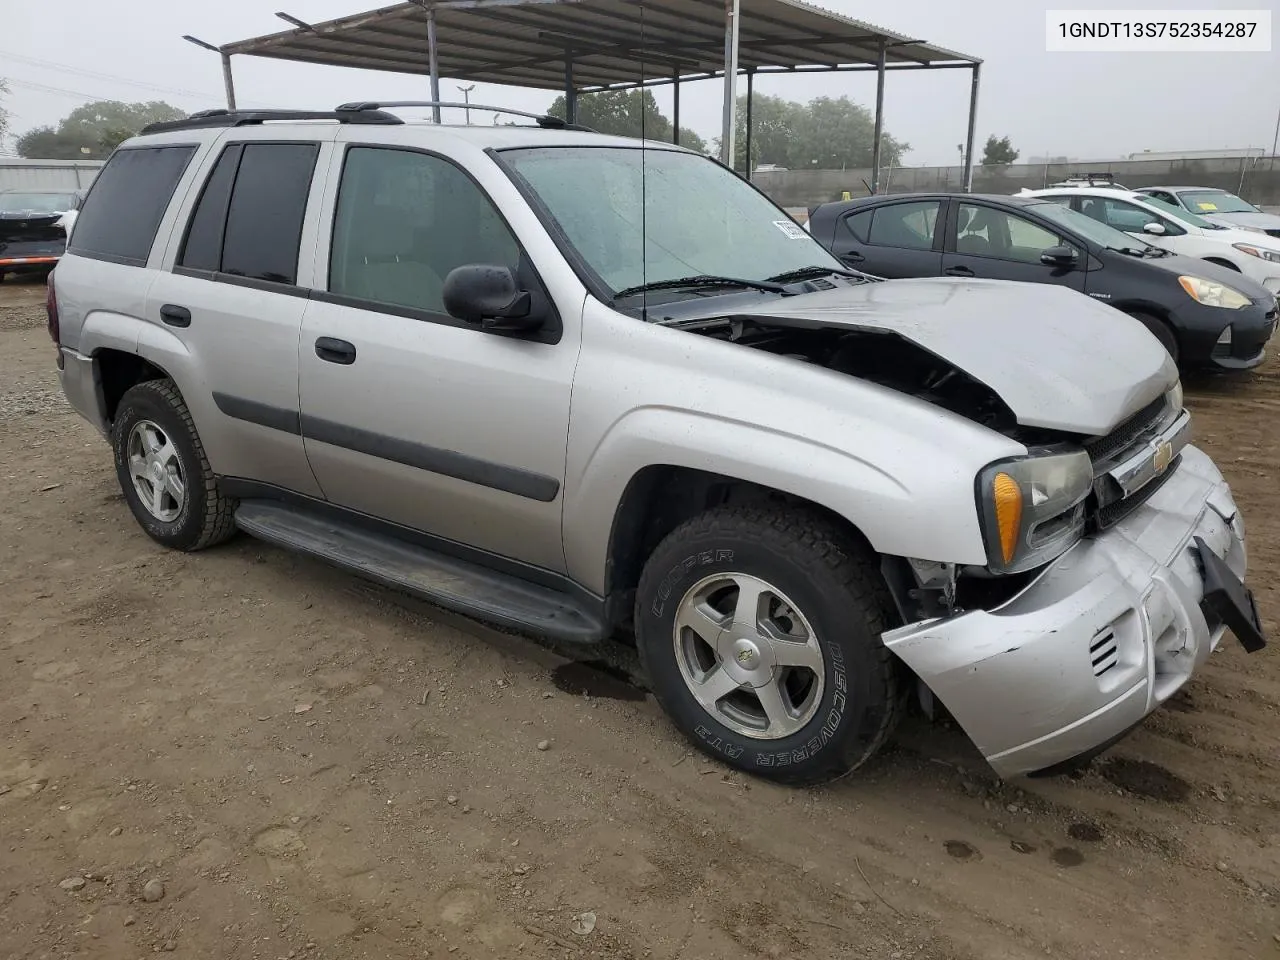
[1093,454,1180,530]
[1090,627,1119,677]
[1084,394,1171,468]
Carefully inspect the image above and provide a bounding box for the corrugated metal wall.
[0,159,104,192]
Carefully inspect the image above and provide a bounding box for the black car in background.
[0,189,83,283]
[806,193,1278,370]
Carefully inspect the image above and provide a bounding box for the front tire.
[634,505,905,785]
[111,378,236,551]
[1125,309,1179,363]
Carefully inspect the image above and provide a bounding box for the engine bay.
[683,316,1061,444]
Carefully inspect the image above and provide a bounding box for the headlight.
[976,450,1093,574]
[1178,275,1251,309]
[1232,242,1280,264]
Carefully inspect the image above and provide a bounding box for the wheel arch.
[601,464,892,637]
[1202,256,1240,271]
[95,349,172,424]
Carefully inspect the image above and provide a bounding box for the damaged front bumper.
[883,444,1265,779]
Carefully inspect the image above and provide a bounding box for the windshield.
[1030,199,1154,252]
[499,146,843,299]
[1139,194,1223,229]
[0,192,76,215]
[1177,190,1257,215]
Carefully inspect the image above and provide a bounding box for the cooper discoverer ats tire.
[110,378,236,551]
[634,505,905,785]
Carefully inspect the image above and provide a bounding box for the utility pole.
[457,83,476,125]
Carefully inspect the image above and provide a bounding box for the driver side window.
[328,146,520,318]
[956,204,1070,264]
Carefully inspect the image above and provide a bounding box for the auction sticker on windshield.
[773,220,808,240]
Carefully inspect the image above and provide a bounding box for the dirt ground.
[1,273,1278,960]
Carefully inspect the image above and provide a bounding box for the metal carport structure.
[188,0,983,192]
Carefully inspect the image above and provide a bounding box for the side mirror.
[442,264,543,333]
[1040,245,1079,266]
[1142,221,1166,236]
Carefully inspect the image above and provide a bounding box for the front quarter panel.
[563,298,1027,595]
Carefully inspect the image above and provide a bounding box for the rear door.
[145,131,334,497]
[828,198,944,278]
[942,200,1087,291]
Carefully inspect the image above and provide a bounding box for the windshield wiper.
[765,264,869,284]
[1142,246,1172,257]
[612,274,786,301]
[1111,246,1151,257]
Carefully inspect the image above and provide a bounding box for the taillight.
[46,271,63,369]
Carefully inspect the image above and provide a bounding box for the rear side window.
[68,145,196,265]
[840,209,872,243]
[178,142,319,285]
[867,200,941,250]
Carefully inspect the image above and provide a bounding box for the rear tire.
[634,505,905,785]
[111,378,237,551]
[1125,310,1179,362]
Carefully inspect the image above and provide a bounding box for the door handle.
[944,266,975,277]
[315,337,357,365]
[159,304,191,328]
[841,251,865,263]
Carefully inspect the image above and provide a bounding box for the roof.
[1136,185,1224,193]
[818,192,1047,209]
[221,0,981,91]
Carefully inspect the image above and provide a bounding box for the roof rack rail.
[139,107,403,135]
[336,101,596,133]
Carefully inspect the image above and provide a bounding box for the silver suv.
[49,104,1266,785]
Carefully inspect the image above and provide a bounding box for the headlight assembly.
[977,450,1093,574]
[1178,275,1251,309]
[1232,242,1280,264]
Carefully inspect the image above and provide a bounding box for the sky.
[2,0,1278,165]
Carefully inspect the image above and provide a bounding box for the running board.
[233,500,605,645]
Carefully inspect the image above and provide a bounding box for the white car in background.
[1134,186,1280,239]
[1022,186,1280,298]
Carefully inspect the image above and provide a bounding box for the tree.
[981,134,1020,167]
[546,90,706,152]
[16,100,187,160]
[718,93,908,172]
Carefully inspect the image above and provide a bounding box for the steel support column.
[565,53,577,124]
[870,41,886,193]
[672,68,680,144]
[962,62,981,192]
[221,53,237,110]
[426,7,442,122]
[719,0,740,166]
[744,68,755,177]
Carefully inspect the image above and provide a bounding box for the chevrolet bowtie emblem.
[1152,440,1173,474]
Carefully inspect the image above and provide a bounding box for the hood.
[733,278,1177,436]
[1203,210,1280,233]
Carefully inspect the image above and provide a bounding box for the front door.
[297,143,577,573]
[942,201,1087,290]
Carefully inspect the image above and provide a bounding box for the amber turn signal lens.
[992,472,1023,565]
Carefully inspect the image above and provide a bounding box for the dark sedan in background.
[806,192,1277,370]
[0,189,83,283]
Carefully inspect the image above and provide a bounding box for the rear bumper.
[883,444,1258,779]
[57,347,109,438]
